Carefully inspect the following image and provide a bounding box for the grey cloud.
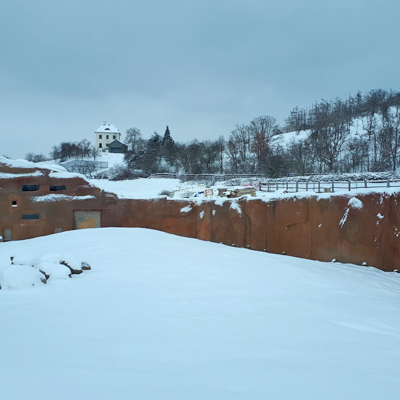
[1,0,399,158]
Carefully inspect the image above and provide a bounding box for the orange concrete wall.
[98,193,400,272]
[1,169,399,272]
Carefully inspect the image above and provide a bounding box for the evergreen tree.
[162,126,174,148]
[161,126,177,166]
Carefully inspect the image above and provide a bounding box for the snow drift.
[0,228,399,400]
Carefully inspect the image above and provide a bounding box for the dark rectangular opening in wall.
[74,210,101,229]
[22,184,40,191]
[22,214,40,220]
[3,228,12,241]
[50,185,67,191]
[12,200,17,207]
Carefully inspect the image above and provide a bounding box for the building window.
[106,143,109,147]
[106,135,109,139]
[99,134,102,139]
[22,214,40,220]
[11,200,17,207]
[113,135,116,139]
[22,184,40,191]
[50,185,67,191]
[99,143,102,148]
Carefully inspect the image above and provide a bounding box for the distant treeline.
[26,88,400,179]
[284,89,400,133]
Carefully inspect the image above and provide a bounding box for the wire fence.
[261,179,400,193]
[150,173,400,194]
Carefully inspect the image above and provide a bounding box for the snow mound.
[0,265,46,290]
[0,228,399,399]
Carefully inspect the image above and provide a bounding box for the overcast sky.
[1,0,399,159]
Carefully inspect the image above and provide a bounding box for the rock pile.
[0,253,91,290]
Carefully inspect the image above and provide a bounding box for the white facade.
[95,122,121,152]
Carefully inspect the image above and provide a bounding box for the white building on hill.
[95,122,121,152]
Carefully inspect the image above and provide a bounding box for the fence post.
[318,181,321,193]
[286,182,289,191]
[332,180,334,192]
[364,180,367,188]
[306,181,308,192]
[296,182,298,192]
[276,182,278,191]
[348,181,351,191]
[387,179,390,188]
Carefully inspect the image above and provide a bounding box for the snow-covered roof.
[95,122,120,134]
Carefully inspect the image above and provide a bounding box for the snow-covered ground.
[91,177,182,199]
[90,176,400,202]
[1,228,399,400]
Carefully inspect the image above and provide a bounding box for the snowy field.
[1,228,400,400]
[91,177,182,199]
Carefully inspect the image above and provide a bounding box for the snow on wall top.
[32,194,96,202]
[0,171,44,179]
[0,156,89,180]
[0,156,40,170]
[95,122,120,134]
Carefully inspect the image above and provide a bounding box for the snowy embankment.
[1,228,399,400]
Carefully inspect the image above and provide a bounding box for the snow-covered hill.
[1,228,399,400]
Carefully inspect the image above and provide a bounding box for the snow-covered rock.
[81,261,91,271]
[36,261,71,280]
[10,255,40,267]
[41,253,63,263]
[60,253,83,274]
[0,265,46,290]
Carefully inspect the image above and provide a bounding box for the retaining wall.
[1,166,399,271]
[100,194,399,272]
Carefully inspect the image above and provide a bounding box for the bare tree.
[226,124,255,173]
[249,115,279,171]
[125,127,145,153]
